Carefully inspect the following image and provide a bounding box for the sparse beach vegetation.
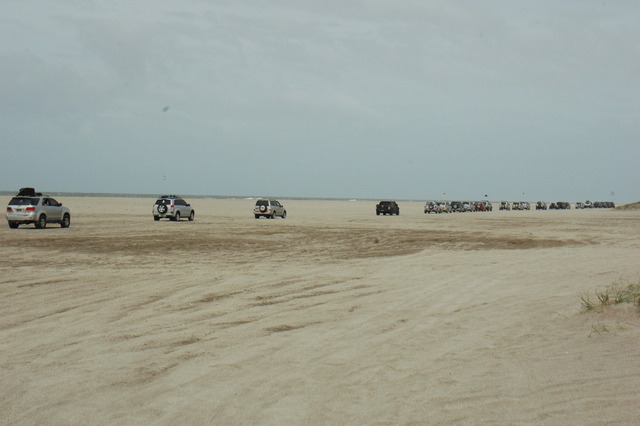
[616,201,640,210]
[579,279,640,312]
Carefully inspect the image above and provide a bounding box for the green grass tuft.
[579,279,640,312]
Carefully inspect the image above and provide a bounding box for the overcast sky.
[2,1,638,202]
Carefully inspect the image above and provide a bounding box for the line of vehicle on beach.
[5,187,617,229]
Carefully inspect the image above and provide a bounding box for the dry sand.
[1,197,639,424]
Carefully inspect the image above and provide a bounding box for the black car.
[450,201,463,212]
[536,201,547,210]
[550,201,571,210]
[376,201,399,215]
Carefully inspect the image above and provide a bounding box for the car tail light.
[6,207,12,212]
[26,207,36,211]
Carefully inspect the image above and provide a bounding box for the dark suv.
[450,201,463,212]
[153,196,195,221]
[376,201,399,215]
[536,201,547,210]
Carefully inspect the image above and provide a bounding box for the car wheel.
[8,222,19,229]
[255,214,260,219]
[158,205,168,214]
[282,210,287,219]
[35,214,46,229]
[60,214,70,228]
[271,211,276,219]
[174,211,181,221]
[260,205,266,212]
[154,216,160,221]
[189,211,195,221]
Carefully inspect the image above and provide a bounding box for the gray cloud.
[1,1,638,202]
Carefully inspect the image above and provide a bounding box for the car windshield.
[255,200,269,207]
[9,197,39,206]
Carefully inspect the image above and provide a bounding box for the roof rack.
[17,187,43,196]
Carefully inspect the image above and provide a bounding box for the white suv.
[153,196,195,221]
[254,199,287,219]
[6,188,71,229]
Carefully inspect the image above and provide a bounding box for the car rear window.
[255,200,268,207]
[9,197,39,206]
[155,199,172,205]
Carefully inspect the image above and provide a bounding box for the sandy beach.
[1,196,639,424]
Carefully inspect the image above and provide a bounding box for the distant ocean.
[0,190,393,202]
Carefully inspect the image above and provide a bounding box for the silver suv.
[153,195,195,221]
[6,188,71,229]
[254,199,287,219]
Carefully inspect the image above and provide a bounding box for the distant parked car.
[553,201,571,210]
[512,201,530,211]
[6,188,71,229]
[153,195,195,221]
[254,199,287,218]
[583,200,593,208]
[436,201,451,213]
[424,201,438,214]
[473,201,492,212]
[376,201,399,215]
[450,201,463,212]
[499,201,511,211]
[575,202,584,209]
[536,201,547,210]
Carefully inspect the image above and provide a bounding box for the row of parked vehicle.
[499,201,538,210]
[420,199,615,214]
[499,200,616,211]
[534,201,570,210]
[4,189,618,229]
[575,201,615,209]
[423,200,493,214]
